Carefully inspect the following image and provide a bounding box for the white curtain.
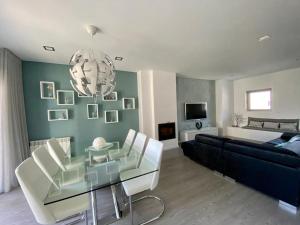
[0,48,30,193]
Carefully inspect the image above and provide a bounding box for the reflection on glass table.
[44,152,158,225]
[85,142,113,165]
[87,142,134,165]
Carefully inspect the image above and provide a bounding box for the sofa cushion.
[248,120,263,128]
[266,138,286,146]
[228,139,297,156]
[279,142,300,156]
[195,134,229,148]
[224,140,300,168]
[276,135,300,156]
[245,117,299,132]
[181,140,198,158]
[268,134,300,146]
[263,122,279,129]
[242,126,279,133]
[280,122,298,132]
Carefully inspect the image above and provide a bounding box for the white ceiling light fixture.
[69,25,116,100]
[258,35,271,42]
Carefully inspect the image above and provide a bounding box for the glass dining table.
[43,143,158,225]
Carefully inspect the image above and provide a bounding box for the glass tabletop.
[44,148,158,205]
[85,142,114,152]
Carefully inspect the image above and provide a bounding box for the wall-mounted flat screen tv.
[185,102,207,120]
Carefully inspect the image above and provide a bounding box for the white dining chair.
[120,138,164,225]
[47,138,84,171]
[15,157,89,225]
[119,132,147,171]
[32,146,60,189]
[32,146,84,188]
[109,129,136,160]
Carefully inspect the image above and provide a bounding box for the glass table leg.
[111,185,121,219]
[90,190,98,225]
[89,188,120,225]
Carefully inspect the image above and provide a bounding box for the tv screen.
[185,103,207,120]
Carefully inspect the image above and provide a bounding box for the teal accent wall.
[22,61,139,156]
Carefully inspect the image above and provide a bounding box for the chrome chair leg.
[129,195,165,225]
[129,195,133,225]
[85,210,88,225]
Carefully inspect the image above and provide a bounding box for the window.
[247,89,271,111]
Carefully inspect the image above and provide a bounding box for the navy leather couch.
[181,134,300,207]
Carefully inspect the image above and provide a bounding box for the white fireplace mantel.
[137,70,178,150]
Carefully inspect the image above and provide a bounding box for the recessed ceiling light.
[115,56,123,61]
[258,35,271,42]
[43,46,55,51]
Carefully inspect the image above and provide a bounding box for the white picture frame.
[122,98,136,110]
[40,81,55,99]
[48,109,68,121]
[104,110,119,123]
[102,92,118,101]
[78,92,93,98]
[87,104,99,119]
[57,90,75,105]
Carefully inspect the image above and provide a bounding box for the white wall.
[137,70,178,150]
[137,70,155,138]
[216,79,234,135]
[234,67,300,123]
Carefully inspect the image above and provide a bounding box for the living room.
[1,1,300,225]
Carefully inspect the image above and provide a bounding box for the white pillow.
[263,122,279,129]
[249,121,263,128]
[280,123,297,131]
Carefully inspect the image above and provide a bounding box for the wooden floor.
[0,148,299,225]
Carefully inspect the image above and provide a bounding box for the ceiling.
[1,0,300,80]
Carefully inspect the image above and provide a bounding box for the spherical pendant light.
[69,25,116,98]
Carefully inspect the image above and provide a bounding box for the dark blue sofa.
[181,134,300,207]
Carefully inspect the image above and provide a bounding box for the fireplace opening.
[158,122,176,141]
